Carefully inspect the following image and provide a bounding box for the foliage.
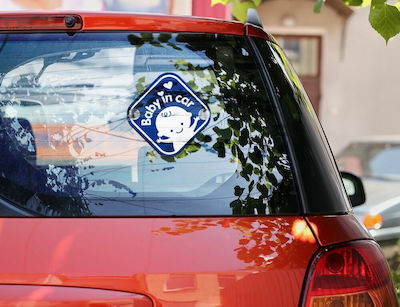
[0,111,137,216]
[129,32,296,215]
[0,32,295,216]
[152,218,308,270]
[392,265,400,298]
[386,243,400,298]
[211,0,260,22]
[368,0,400,43]
[212,0,400,43]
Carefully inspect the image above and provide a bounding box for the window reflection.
[276,36,319,77]
[0,33,299,216]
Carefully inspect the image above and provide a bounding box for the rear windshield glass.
[0,32,299,216]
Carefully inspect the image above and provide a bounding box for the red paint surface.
[81,13,244,34]
[0,14,82,31]
[0,12,371,306]
[0,12,244,35]
[306,214,372,247]
[192,0,230,19]
[0,285,152,306]
[245,24,277,43]
[0,12,276,44]
[0,217,317,306]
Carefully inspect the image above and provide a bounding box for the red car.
[0,11,396,306]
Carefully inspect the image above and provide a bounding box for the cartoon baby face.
[156,106,192,139]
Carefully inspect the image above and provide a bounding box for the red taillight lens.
[303,240,398,307]
[0,15,82,31]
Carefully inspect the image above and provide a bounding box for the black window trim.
[246,36,307,214]
[248,36,353,215]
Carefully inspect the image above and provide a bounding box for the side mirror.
[341,171,366,207]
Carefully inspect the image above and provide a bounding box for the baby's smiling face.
[156,106,192,139]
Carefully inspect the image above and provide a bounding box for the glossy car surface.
[338,136,400,241]
[0,216,374,306]
[0,12,396,307]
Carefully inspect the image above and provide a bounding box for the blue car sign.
[127,73,211,156]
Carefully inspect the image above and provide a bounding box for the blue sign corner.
[127,73,211,156]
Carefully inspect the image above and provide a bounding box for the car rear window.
[0,32,299,216]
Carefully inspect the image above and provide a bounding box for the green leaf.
[127,34,144,47]
[371,0,386,4]
[201,84,215,92]
[158,33,172,43]
[232,0,257,22]
[342,0,363,6]
[150,41,163,48]
[175,150,188,159]
[237,147,246,165]
[249,146,263,165]
[248,180,255,193]
[239,128,249,146]
[314,0,326,13]
[196,133,212,143]
[231,143,237,157]
[213,126,232,142]
[212,0,261,21]
[167,42,182,51]
[185,143,201,153]
[257,183,269,197]
[161,155,175,163]
[228,118,242,131]
[230,199,242,214]
[212,141,226,158]
[369,1,400,43]
[266,172,278,186]
[135,76,147,93]
[361,0,371,6]
[145,150,157,163]
[211,0,232,5]
[141,33,154,42]
[241,163,253,180]
[234,185,245,197]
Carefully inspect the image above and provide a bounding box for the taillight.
[303,240,398,307]
[0,15,82,31]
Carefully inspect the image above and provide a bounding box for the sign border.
[127,73,211,156]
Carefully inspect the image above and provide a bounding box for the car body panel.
[0,12,242,36]
[0,12,277,43]
[0,11,388,306]
[80,12,243,35]
[306,214,372,246]
[0,285,152,306]
[244,24,277,43]
[0,217,318,306]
